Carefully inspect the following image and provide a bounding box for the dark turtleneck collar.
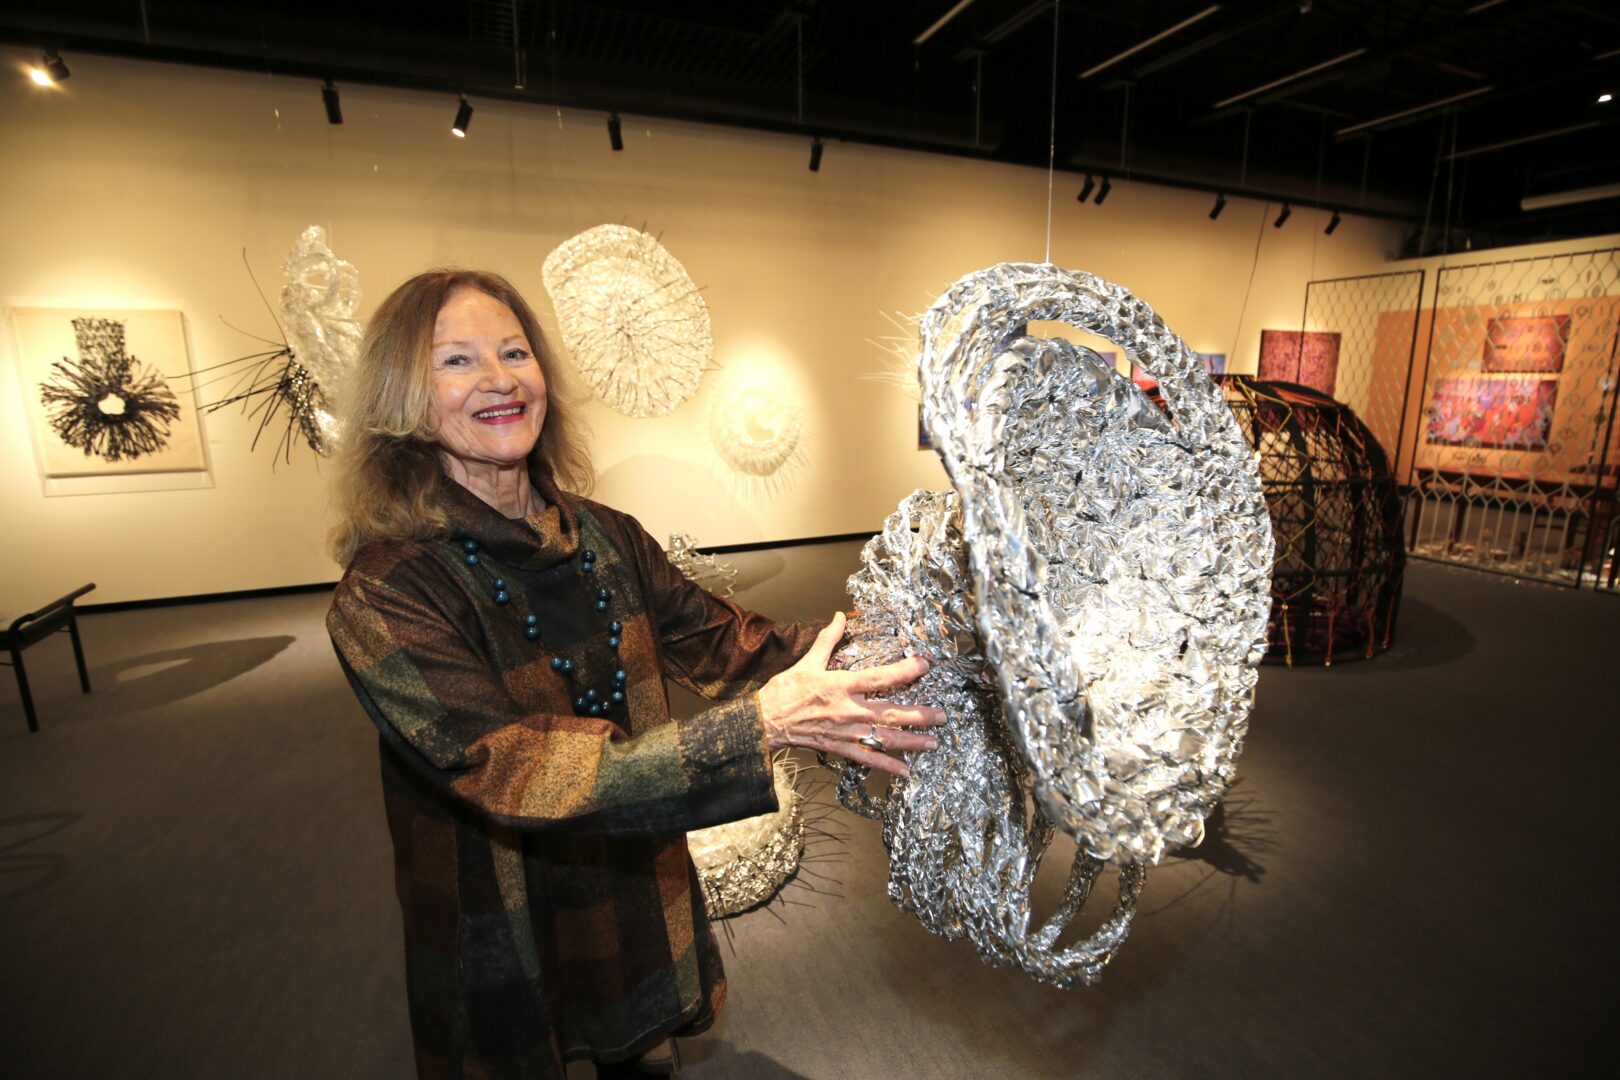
[436,458,581,572]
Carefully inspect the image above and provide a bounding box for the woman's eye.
[504,348,531,362]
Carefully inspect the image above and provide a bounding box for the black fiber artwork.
[39,318,180,462]
[199,226,360,464]
[202,335,332,462]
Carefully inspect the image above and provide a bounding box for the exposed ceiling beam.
[1335,85,1495,136]
[1522,181,1620,211]
[981,1,1052,48]
[1078,5,1222,80]
[1212,49,1368,110]
[1207,0,1532,115]
[914,0,977,46]
[1444,120,1607,159]
[1101,0,1302,89]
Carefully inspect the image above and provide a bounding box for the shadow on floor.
[1171,785,1273,884]
[0,810,82,903]
[1335,595,1476,674]
[88,636,295,717]
[683,1044,815,1080]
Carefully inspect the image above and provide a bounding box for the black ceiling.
[5,1,1619,254]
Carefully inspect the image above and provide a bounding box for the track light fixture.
[1077,174,1096,202]
[451,96,473,137]
[607,112,623,151]
[321,79,343,125]
[1325,210,1342,235]
[1274,203,1292,228]
[1209,193,1227,219]
[809,137,823,172]
[1094,175,1112,205]
[30,49,69,85]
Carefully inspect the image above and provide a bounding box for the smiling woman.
[427,287,552,515]
[323,269,944,1079]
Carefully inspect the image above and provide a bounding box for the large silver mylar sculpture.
[831,263,1273,987]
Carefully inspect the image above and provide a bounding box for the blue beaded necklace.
[458,537,628,718]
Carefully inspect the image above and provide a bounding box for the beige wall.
[1,51,1403,608]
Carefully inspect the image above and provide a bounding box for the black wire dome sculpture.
[39,317,182,462]
[1213,377,1406,666]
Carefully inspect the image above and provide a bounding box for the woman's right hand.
[757,612,945,777]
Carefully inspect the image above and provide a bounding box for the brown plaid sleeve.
[602,512,825,702]
[328,567,776,835]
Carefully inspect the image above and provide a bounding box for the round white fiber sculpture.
[831,262,1273,986]
[542,224,712,418]
[687,763,804,917]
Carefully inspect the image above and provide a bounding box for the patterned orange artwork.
[1425,377,1558,450]
[1483,315,1568,373]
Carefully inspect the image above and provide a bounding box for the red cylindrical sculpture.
[1220,377,1406,665]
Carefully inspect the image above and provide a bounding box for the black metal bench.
[2,583,96,733]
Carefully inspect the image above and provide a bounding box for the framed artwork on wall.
[1482,314,1568,373]
[1424,376,1558,451]
[1258,329,1341,397]
[8,306,210,494]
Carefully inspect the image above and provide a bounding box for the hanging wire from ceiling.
[1043,0,1061,264]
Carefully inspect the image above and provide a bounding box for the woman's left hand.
[757,612,945,777]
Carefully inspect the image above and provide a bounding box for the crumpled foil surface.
[667,533,739,598]
[542,224,713,418]
[278,224,361,453]
[831,262,1272,986]
[689,764,804,918]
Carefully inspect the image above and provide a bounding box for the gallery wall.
[0,51,1404,609]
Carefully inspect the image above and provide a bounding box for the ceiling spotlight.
[1209,192,1227,219]
[1325,210,1342,235]
[321,79,343,125]
[1274,202,1292,228]
[1077,174,1096,202]
[809,137,823,172]
[451,96,473,137]
[31,49,69,85]
[607,112,623,151]
[1600,93,1613,104]
[1094,175,1113,204]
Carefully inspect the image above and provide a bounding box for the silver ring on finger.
[857,724,886,752]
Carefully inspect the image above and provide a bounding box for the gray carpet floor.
[2,545,1615,1079]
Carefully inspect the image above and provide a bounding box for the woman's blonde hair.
[329,268,592,567]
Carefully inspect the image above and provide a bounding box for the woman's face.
[429,286,548,470]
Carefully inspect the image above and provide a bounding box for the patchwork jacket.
[327,467,819,1078]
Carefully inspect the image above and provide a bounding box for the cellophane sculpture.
[542,224,712,418]
[277,224,362,453]
[667,533,739,599]
[830,263,1273,987]
[206,225,361,459]
[1219,377,1405,665]
[688,756,805,917]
